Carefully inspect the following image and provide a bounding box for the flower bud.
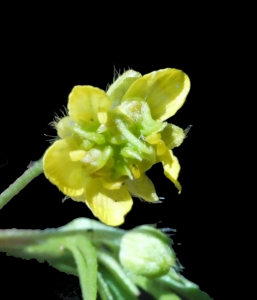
[119,225,176,278]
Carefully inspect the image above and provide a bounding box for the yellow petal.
[158,149,182,193]
[122,68,190,122]
[68,86,111,124]
[161,124,185,149]
[107,69,142,108]
[43,139,85,197]
[125,173,159,202]
[85,177,133,226]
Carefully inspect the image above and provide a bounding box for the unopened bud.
[119,225,176,278]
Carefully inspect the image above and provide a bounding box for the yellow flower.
[43,69,190,226]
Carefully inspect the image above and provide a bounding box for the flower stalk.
[0,158,43,209]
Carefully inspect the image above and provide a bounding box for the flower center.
[58,100,168,184]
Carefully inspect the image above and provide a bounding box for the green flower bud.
[119,225,176,278]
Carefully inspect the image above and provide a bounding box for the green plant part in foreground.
[0,218,213,300]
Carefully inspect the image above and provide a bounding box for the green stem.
[0,158,43,209]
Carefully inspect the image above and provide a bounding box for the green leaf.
[0,218,213,300]
[129,269,214,300]
[97,271,114,300]
[0,218,124,300]
[98,250,140,297]
[64,236,97,300]
[98,264,139,300]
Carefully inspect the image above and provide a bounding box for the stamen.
[157,140,167,156]
[69,150,87,161]
[131,164,141,178]
[98,111,108,124]
[145,133,161,144]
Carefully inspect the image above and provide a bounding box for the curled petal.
[137,146,157,173]
[122,68,190,121]
[161,124,185,149]
[43,139,85,196]
[125,173,159,202]
[68,86,111,124]
[81,146,113,176]
[55,116,76,139]
[107,69,142,108]
[85,178,133,226]
[158,149,182,193]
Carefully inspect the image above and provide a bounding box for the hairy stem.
[0,158,43,209]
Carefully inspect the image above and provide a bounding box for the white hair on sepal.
[43,133,59,144]
[62,195,70,203]
[113,65,121,82]
[49,112,59,129]
[150,196,165,204]
[133,195,164,204]
[173,258,185,273]
[27,161,35,168]
[59,105,69,117]
[154,221,177,236]
[184,124,193,137]
[45,106,69,143]
[106,65,132,91]
[49,105,69,130]
[105,65,120,91]
[160,227,177,238]
[155,227,185,274]
[160,227,177,234]
[113,65,132,81]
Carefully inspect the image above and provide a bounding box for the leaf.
[0,218,124,300]
[129,269,214,300]
[0,218,213,300]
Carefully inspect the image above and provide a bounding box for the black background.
[0,15,219,299]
